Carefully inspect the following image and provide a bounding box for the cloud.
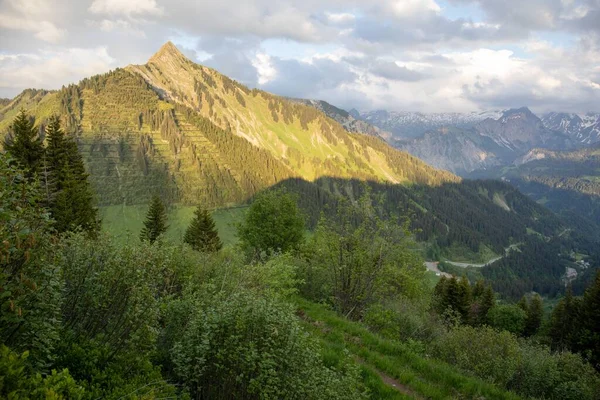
[369,61,426,81]
[89,0,163,16]
[0,47,115,97]
[0,0,598,113]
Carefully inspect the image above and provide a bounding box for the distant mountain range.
[347,107,599,175]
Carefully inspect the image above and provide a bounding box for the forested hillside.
[470,143,600,238]
[0,43,456,208]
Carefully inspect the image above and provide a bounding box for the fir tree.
[578,270,600,367]
[184,206,222,252]
[457,277,472,323]
[44,116,99,234]
[548,285,580,350]
[140,195,168,243]
[3,109,44,178]
[479,284,496,325]
[524,294,543,337]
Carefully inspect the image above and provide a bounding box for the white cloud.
[0,13,65,43]
[253,53,277,84]
[0,47,115,94]
[89,0,163,16]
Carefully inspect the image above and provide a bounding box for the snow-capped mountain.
[541,112,600,144]
[358,109,503,139]
[386,107,576,175]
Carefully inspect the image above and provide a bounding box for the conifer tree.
[548,285,580,349]
[524,294,543,337]
[578,270,600,367]
[457,277,472,323]
[3,109,43,178]
[479,284,496,325]
[140,195,168,243]
[44,116,99,234]
[184,206,222,252]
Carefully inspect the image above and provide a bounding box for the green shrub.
[508,344,600,400]
[170,291,366,399]
[487,304,527,335]
[433,325,521,386]
[0,345,84,399]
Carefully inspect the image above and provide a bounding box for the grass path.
[295,298,521,400]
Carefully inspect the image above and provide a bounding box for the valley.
[2,39,600,400]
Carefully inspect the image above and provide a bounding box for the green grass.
[442,243,498,264]
[100,204,247,245]
[296,298,521,400]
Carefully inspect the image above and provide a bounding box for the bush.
[0,345,84,399]
[508,344,600,400]
[487,304,527,335]
[170,291,365,399]
[433,325,521,386]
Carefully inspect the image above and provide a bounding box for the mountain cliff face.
[541,112,600,144]
[0,42,457,207]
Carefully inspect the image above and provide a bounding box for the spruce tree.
[457,277,472,323]
[524,294,543,337]
[548,285,580,350]
[578,270,600,367]
[479,284,496,325]
[184,206,222,252]
[140,195,168,243]
[44,116,99,234]
[3,109,44,178]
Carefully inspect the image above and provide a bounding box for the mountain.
[541,112,600,144]
[477,143,600,236]
[0,41,456,208]
[358,109,502,139]
[386,107,577,175]
[288,98,391,140]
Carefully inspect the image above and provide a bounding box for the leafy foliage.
[238,190,305,257]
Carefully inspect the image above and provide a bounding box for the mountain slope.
[0,42,457,207]
[288,98,391,139]
[478,144,600,236]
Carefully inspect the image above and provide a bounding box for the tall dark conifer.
[3,109,44,178]
[524,294,543,337]
[44,116,99,234]
[140,195,168,243]
[184,206,222,252]
[578,270,600,367]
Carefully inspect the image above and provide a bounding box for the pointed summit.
[148,41,188,64]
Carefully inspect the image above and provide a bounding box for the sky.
[0,0,599,113]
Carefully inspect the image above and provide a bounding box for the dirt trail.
[356,358,423,399]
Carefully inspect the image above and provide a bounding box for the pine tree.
[548,285,580,349]
[140,195,168,243]
[524,294,543,337]
[577,270,600,367]
[43,116,99,234]
[184,206,222,252]
[479,284,496,325]
[457,277,472,323]
[3,109,44,178]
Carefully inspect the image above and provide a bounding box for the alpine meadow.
[1,1,600,399]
